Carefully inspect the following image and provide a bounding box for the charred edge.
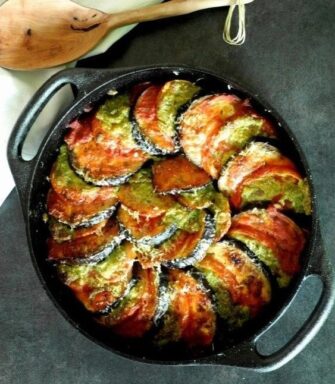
[223,238,278,290]
[187,267,218,310]
[163,212,215,269]
[70,23,101,32]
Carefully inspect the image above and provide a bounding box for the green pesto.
[125,169,173,212]
[157,80,200,137]
[208,193,231,239]
[241,176,312,215]
[224,116,265,147]
[211,116,267,166]
[230,233,291,288]
[163,206,204,233]
[53,145,98,192]
[197,268,250,329]
[96,94,135,147]
[154,309,181,346]
[179,184,216,209]
[49,218,74,242]
[58,244,130,294]
[105,278,142,321]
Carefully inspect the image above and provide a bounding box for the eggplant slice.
[218,141,312,214]
[136,211,215,269]
[48,217,126,264]
[154,269,216,348]
[97,266,161,338]
[48,218,108,243]
[179,94,276,178]
[50,145,116,204]
[196,241,272,329]
[152,155,212,194]
[47,188,118,228]
[66,96,149,186]
[228,207,306,287]
[117,205,177,247]
[57,242,136,313]
[133,80,200,155]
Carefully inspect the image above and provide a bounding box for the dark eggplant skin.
[120,221,178,247]
[96,276,139,316]
[131,118,178,156]
[48,222,126,265]
[54,205,117,229]
[162,212,215,268]
[49,231,127,265]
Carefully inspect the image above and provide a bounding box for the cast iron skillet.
[7,65,335,372]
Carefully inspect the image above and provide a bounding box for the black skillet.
[7,65,335,372]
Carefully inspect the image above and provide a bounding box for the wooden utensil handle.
[107,0,253,29]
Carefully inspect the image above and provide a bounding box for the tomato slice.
[228,207,306,284]
[47,188,118,227]
[98,267,160,338]
[152,156,211,193]
[58,243,135,312]
[156,270,216,348]
[197,241,271,327]
[48,218,123,263]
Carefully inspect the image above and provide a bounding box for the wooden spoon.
[0,0,252,70]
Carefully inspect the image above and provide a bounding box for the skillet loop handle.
[6,68,99,204]
[218,222,334,372]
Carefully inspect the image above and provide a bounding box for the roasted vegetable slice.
[117,205,177,246]
[196,241,272,329]
[218,142,311,213]
[57,243,135,313]
[132,84,165,155]
[50,145,115,204]
[177,185,231,241]
[49,218,108,243]
[118,169,175,217]
[136,211,215,268]
[208,193,231,242]
[201,114,276,179]
[97,267,160,337]
[66,96,149,186]
[228,207,306,287]
[180,94,275,178]
[152,156,211,193]
[48,218,125,263]
[47,188,118,228]
[155,80,200,152]
[155,269,216,348]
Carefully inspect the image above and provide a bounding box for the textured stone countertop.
[1,0,334,382]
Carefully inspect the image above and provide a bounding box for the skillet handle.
[214,222,334,372]
[6,68,123,209]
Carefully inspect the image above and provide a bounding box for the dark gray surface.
[1,0,335,382]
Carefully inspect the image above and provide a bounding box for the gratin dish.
[7,65,335,371]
